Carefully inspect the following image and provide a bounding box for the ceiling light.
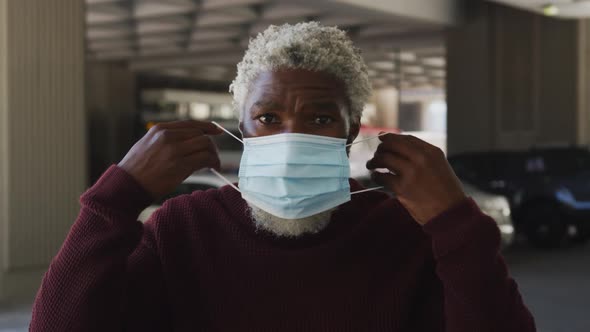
[542,4,559,16]
[402,66,424,75]
[370,61,395,71]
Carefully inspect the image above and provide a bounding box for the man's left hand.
[366,133,466,225]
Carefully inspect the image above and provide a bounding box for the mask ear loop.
[345,132,388,147]
[347,132,393,195]
[212,121,243,143]
[210,122,390,195]
[208,121,243,192]
[210,168,241,193]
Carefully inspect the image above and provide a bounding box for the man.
[31,22,535,331]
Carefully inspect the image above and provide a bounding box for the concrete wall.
[537,16,578,147]
[578,20,590,148]
[447,2,582,155]
[447,2,495,154]
[0,0,7,302]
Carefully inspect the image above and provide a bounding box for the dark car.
[448,147,590,248]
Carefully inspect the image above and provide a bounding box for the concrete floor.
[505,241,590,332]
[0,306,30,332]
[1,242,589,332]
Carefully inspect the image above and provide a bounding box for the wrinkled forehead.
[243,69,351,112]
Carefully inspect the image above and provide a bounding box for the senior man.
[31,22,535,331]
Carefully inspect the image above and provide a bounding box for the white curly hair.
[229,21,372,123]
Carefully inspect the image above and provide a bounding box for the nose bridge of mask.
[240,138,350,180]
[209,121,385,195]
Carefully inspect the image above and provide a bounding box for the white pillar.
[0,0,86,303]
[373,87,399,129]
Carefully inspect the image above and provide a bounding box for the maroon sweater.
[30,165,535,331]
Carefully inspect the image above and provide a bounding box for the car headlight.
[482,197,511,216]
[499,224,515,235]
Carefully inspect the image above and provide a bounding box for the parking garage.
[1,0,590,331]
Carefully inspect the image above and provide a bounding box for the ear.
[347,120,361,145]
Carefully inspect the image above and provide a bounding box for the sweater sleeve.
[30,165,171,332]
[422,198,536,332]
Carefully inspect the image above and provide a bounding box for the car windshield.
[528,149,590,175]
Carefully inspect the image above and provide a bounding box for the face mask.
[209,122,384,219]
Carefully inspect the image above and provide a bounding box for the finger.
[366,151,412,175]
[150,128,208,144]
[371,172,402,192]
[396,135,440,157]
[182,150,221,172]
[175,135,218,157]
[404,134,431,149]
[379,133,425,147]
[376,134,418,160]
[152,120,223,135]
[378,134,436,164]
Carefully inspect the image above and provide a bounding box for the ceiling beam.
[117,30,443,70]
[127,50,244,70]
[87,22,443,50]
[354,30,444,50]
[323,0,463,26]
[88,7,196,27]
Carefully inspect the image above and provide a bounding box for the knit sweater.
[30,165,535,331]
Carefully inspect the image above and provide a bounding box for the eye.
[314,115,334,125]
[258,113,280,124]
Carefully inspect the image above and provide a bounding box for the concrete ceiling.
[86,0,449,90]
[489,0,590,18]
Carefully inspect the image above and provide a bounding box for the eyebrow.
[299,101,341,111]
[250,100,284,112]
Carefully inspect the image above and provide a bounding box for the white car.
[354,177,516,249]
[138,172,238,222]
[463,182,515,248]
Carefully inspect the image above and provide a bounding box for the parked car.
[448,147,590,248]
[463,182,515,248]
[138,172,238,222]
[352,176,516,248]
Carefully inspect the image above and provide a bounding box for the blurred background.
[1,0,589,331]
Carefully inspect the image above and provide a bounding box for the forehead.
[246,69,348,102]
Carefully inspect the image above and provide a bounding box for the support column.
[578,19,590,148]
[373,87,399,129]
[0,0,86,303]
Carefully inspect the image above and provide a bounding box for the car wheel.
[522,201,567,249]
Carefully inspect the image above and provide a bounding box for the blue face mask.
[210,122,383,219]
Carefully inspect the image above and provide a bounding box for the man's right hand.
[117,120,223,199]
